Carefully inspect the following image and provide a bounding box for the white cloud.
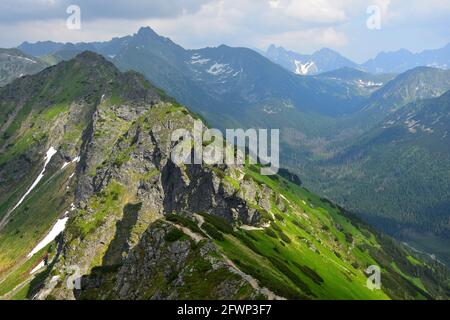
[0,0,448,61]
[0,0,212,22]
[283,0,347,24]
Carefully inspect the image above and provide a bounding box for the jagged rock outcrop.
[31,53,275,300]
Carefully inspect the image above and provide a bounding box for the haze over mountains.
[16,28,450,78]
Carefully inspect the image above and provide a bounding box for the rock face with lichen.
[38,96,273,299]
[28,52,273,300]
[2,52,450,301]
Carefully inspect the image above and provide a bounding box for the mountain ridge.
[0,48,49,87]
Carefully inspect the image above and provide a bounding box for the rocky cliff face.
[40,98,276,299]
[20,53,275,300]
[36,97,285,299]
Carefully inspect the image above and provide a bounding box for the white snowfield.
[30,261,45,274]
[61,156,80,170]
[10,147,57,213]
[190,54,210,65]
[1,53,38,64]
[27,213,69,258]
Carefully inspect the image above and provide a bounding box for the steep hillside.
[0,51,161,280]
[316,67,395,96]
[0,49,49,87]
[362,67,450,115]
[299,90,450,265]
[319,67,450,137]
[0,52,449,300]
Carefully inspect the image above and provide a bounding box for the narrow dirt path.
[169,222,204,243]
[0,275,33,300]
[192,213,285,300]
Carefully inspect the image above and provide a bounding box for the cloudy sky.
[0,0,449,62]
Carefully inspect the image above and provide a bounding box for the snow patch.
[232,69,243,77]
[240,224,268,231]
[10,147,57,213]
[263,106,279,114]
[61,156,80,170]
[356,79,383,88]
[19,56,38,64]
[27,212,69,258]
[3,54,38,64]
[190,54,210,65]
[30,261,45,275]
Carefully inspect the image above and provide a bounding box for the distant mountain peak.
[136,26,159,38]
[263,45,357,75]
[375,48,413,59]
[314,47,337,55]
[73,50,109,64]
[362,43,450,74]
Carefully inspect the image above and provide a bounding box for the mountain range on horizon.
[15,27,450,76]
[261,43,450,75]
